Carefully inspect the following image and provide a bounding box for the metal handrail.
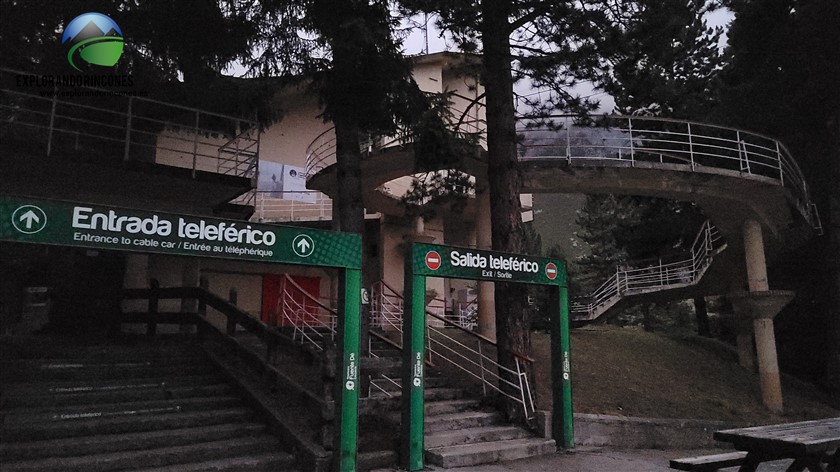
[517,115,820,232]
[276,274,337,351]
[570,220,726,321]
[370,279,536,418]
[0,68,259,181]
[304,93,487,180]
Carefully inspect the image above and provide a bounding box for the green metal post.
[551,284,574,448]
[401,262,426,471]
[337,268,361,472]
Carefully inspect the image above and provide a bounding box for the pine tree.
[714,0,840,399]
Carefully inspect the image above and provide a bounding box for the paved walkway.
[373,448,794,471]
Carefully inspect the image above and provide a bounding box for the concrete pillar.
[475,192,496,340]
[743,219,769,292]
[754,317,783,413]
[735,219,791,414]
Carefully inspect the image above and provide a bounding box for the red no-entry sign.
[546,262,558,280]
[425,251,442,270]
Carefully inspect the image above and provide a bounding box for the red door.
[261,274,321,326]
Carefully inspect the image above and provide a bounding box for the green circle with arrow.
[12,206,47,234]
[292,234,315,258]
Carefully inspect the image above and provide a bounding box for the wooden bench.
[669,451,748,471]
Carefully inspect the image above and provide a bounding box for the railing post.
[615,266,622,293]
[147,279,159,336]
[192,110,200,178]
[776,141,784,186]
[46,85,58,157]
[659,259,664,286]
[123,97,133,162]
[628,117,635,165]
[478,341,487,396]
[226,287,238,335]
[687,122,695,171]
[565,117,572,165]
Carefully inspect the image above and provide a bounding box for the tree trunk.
[694,296,710,337]
[481,0,531,418]
[826,119,840,404]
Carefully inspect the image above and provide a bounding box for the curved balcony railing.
[305,107,820,233]
[304,92,487,179]
[517,115,821,233]
[570,220,726,321]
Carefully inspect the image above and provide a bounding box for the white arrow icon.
[292,234,315,257]
[19,210,40,229]
[11,205,47,234]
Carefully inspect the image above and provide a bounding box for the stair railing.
[425,311,536,419]
[370,280,536,419]
[277,274,338,351]
[571,220,726,321]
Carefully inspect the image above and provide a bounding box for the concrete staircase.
[367,336,555,468]
[0,338,296,471]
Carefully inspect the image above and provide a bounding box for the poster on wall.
[257,162,316,203]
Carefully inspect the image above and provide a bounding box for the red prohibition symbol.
[425,251,442,270]
[545,262,558,280]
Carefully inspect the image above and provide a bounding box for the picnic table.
[713,417,840,472]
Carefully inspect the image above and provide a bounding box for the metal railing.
[0,67,259,180]
[250,191,334,222]
[370,280,535,419]
[275,274,337,351]
[570,220,726,321]
[517,115,821,233]
[304,92,486,179]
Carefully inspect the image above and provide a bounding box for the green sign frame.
[1,195,362,472]
[401,242,573,471]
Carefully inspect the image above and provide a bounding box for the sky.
[400,8,734,114]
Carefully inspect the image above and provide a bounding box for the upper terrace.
[0,67,258,217]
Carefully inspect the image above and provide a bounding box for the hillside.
[531,326,838,424]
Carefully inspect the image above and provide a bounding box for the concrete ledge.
[573,413,739,449]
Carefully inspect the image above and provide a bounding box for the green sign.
[401,242,572,471]
[0,196,361,269]
[411,243,565,285]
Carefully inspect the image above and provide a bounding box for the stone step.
[424,410,503,433]
[131,452,297,472]
[2,373,226,398]
[424,425,532,449]
[0,422,266,461]
[1,407,255,441]
[358,450,398,471]
[3,395,244,423]
[1,359,216,382]
[0,435,281,472]
[370,387,465,402]
[425,438,557,468]
[424,399,481,416]
[1,382,234,408]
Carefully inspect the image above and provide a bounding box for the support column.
[475,192,496,340]
[732,219,792,414]
[743,219,769,292]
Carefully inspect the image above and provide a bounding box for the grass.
[531,325,839,425]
